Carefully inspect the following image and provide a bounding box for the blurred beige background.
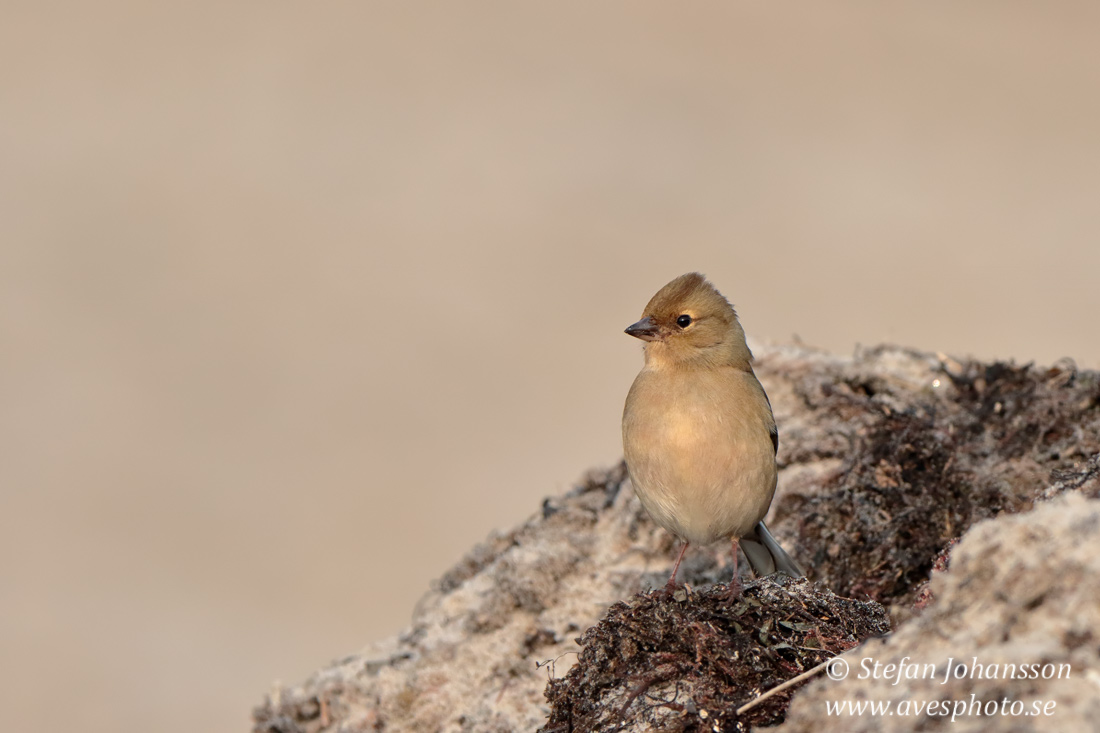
[2,2,1098,732]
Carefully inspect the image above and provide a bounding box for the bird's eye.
[676,314,692,328]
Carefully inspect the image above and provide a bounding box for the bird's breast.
[622,367,777,544]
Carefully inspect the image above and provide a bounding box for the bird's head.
[625,272,752,368]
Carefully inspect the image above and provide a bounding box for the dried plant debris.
[788,410,982,604]
[541,575,889,733]
[911,538,957,611]
[1043,451,1100,499]
[763,351,1100,618]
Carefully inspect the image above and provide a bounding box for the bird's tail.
[740,521,805,578]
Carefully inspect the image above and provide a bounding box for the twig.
[735,658,830,716]
[615,666,678,725]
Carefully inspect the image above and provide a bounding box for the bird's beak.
[625,316,660,342]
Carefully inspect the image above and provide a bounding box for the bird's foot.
[660,578,681,597]
[659,578,693,603]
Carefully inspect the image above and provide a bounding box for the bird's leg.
[726,537,744,598]
[664,541,690,593]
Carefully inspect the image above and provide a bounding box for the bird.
[621,272,804,595]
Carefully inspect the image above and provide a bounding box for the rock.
[775,494,1100,733]
[251,344,1100,732]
